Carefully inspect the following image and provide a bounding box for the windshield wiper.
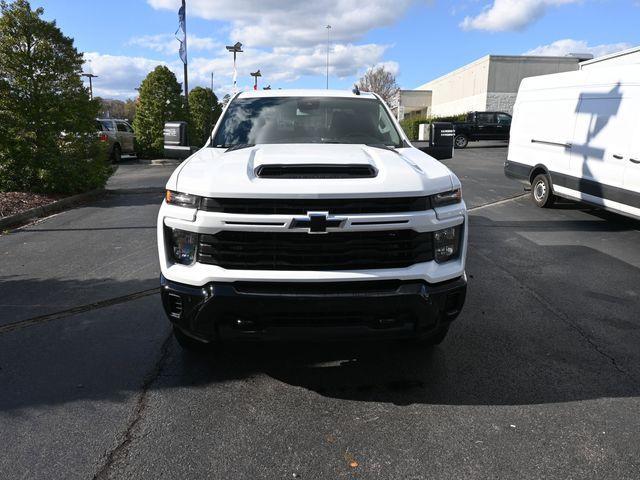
[225,143,255,152]
[366,143,402,153]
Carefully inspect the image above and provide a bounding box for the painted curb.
[0,188,106,231]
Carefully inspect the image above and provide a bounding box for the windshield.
[212,96,403,148]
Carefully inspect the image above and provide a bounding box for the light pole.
[325,25,331,89]
[250,70,262,90]
[81,73,98,100]
[226,42,243,92]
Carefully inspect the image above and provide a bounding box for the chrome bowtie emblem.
[290,212,345,234]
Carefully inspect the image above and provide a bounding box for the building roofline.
[487,54,585,61]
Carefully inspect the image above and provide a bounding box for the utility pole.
[326,25,331,89]
[180,0,189,113]
[81,73,98,100]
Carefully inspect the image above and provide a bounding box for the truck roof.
[236,89,377,99]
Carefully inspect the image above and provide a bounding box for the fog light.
[170,228,197,265]
[433,225,461,263]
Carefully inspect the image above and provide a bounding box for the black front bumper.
[161,275,467,342]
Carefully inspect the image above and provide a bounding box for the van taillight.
[99,133,108,142]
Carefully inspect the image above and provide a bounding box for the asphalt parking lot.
[1,145,639,479]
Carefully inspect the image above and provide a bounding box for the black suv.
[452,111,512,148]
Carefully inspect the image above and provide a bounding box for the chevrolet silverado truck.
[157,89,468,351]
[453,111,512,149]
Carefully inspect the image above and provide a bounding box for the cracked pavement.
[1,149,640,479]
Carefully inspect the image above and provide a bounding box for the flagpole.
[182,0,189,114]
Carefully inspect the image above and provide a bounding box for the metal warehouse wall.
[486,56,582,114]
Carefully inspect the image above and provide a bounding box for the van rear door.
[570,86,631,198]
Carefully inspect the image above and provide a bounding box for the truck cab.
[453,111,512,148]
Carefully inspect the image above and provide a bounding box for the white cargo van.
[504,65,640,220]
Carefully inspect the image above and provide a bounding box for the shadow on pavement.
[154,208,640,407]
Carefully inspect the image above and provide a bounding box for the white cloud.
[373,61,400,76]
[85,0,415,99]
[146,0,416,47]
[127,34,219,56]
[460,0,579,32]
[190,43,389,86]
[83,42,390,99]
[524,39,632,58]
[83,52,170,99]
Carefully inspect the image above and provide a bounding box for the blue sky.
[30,0,640,99]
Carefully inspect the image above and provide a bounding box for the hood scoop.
[255,163,378,179]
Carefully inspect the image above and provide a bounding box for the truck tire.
[173,326,210,353]
[531,173,556,208]
[111,144,122,163]
[454,134,468,149]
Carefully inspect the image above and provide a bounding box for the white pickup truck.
[157,89,468,350]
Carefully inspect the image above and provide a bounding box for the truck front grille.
[199,196,431,215]
[197,230,434,270]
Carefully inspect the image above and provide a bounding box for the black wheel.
[173,326,210,353]
[111,144,122,163]
[531,173,556,208]
[454,134,468,149]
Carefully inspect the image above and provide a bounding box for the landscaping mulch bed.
[0,192,66,218]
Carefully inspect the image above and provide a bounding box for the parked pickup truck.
[158,89,468,351]
[453,111,512,148]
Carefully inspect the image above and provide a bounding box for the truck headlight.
[168,228,197,265]
[433,225,462,263]
[166,190,200,208]
[432,188,462,207]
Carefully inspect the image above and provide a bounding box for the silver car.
[97,118,136,162]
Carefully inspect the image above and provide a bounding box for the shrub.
[188,87,221,147]
[400,113,468,140]
[0,0,109,194]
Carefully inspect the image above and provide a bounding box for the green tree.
[0,0,109,193]
[133,65,184,157]
[188,87,221,147]
[123,98,137,122]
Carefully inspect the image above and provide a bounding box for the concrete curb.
[0,188,106,231]
[137,159,181,166]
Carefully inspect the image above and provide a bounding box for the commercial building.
[413,54,588,117]
[393,47,640,120]
[392,90,432,119]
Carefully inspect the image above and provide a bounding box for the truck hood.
[171,143,454,198]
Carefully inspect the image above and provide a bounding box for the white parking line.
[468,193,528,213]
